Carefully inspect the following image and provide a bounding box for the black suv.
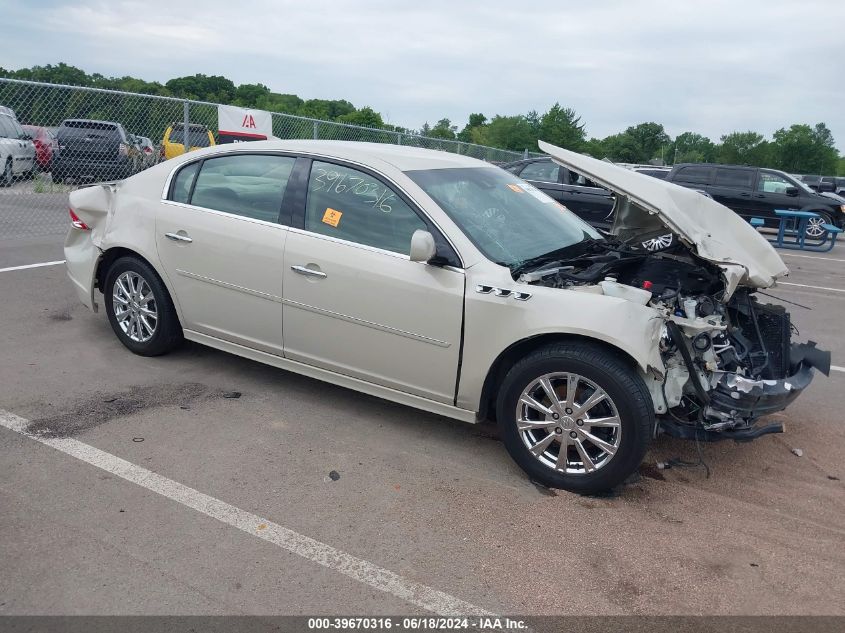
[53,119,140,183]
[501,157,615,227]
[664,163,845,236]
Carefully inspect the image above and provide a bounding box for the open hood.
[538,141,788,290]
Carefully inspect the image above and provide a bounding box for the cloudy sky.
[3,0,843,149]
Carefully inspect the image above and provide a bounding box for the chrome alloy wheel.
[112,271,158,343]
[515,372,622,475]
[805,216,827,238]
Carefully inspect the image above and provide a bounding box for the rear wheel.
[104,257,183,356]
[496,342,653,494]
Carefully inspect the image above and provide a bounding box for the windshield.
[169,126,212,147]
[406,166,601,268]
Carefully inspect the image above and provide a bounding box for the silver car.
[64,140,829,494]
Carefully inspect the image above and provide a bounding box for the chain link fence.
[0,78,533,240]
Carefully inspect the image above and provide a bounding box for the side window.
[519,161,560,183]
[188,154,295,222]
[305,161,426,255]
[567,169,601,189]
[757,172,792,194]
[170,161,200,204]
[674,166,714,185]
[0,117,14,139]
[714,168,754,189]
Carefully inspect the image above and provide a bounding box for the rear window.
[714,168,754,189]
[62,120,118,131]
[673,165,714,185]
[169,125,212,147]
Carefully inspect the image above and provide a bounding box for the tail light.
[69,208,90,231]
[118,142,129,156]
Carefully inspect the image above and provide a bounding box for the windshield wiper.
[510,239,600,278]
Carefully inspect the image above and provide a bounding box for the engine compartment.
[515,232,829,440]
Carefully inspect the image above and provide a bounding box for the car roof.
[195,139,490,172]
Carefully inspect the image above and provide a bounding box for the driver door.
[282,160,465,404]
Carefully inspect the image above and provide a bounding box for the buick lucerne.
[64,140,830,493]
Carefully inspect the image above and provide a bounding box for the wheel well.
[95,247,158,294]
[477,333,640,423]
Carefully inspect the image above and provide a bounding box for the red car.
[21,125,59,172]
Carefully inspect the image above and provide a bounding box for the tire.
[1,159,11,187]
[496,342,653,494]
[805,211,833,239]
[104,256,183,356]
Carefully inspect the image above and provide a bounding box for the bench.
[750,212,843,252]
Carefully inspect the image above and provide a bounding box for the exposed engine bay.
[516,230,831,442]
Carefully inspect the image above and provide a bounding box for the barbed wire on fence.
[0,77,540,238]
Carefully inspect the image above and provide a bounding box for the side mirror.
[409,230,437,263]
[785,187,799,197]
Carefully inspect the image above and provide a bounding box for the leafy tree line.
[433,111,841,175]
[2,63,841,175]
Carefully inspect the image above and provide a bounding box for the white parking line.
[0,260,65,273]
[777,281,845,293]
[0,408,492,617]
[832,365,845,374]
[781,253,845,264]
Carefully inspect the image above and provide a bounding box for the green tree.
[337,107,384,128]
[670,132,716,164]
[485,115,537,152]
[165,74,236,103]
[457,113,487,143]
[538,103,585,150]
[770,123,838,174]
[429,118,457,139]
[234,83,270,107]
[717,131,771,166]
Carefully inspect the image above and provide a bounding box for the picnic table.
[750,210,843,252]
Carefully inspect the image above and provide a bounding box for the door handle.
[739,193,751,197]
[754,194,765,198]
[291,265,327,279]
[164,232,193,243]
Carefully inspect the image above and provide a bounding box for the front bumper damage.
[660,342,831,442]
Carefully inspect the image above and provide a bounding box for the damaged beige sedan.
[64,140,830,494]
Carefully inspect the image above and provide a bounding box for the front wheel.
[496,342,654,494]
[805,211,833,239]
[104,257,183,356]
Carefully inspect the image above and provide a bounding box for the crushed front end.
[516,233,830,442]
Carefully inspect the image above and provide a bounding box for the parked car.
[161,123,215,161]
[132,135,157,169]
[800,174,845,197]
[664,163,845,238]
[0,106,37,185]
[633,166,671,180]
[64,140,829,494]
[501,157,615,226]
[21,125,59,172]
[53,119,139,183]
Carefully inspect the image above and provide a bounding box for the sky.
[2,0,843,150]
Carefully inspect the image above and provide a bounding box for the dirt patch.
[26,382,212,438]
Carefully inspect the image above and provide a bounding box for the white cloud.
[4,0,844,150]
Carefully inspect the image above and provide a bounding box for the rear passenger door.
[710,168,756,220]
[156,153,296,355]
[560,168,615,226]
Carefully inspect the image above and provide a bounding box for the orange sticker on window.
[507,184,524,193]
[322,207,343,227]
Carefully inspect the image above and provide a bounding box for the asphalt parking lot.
[1,220,843,617]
